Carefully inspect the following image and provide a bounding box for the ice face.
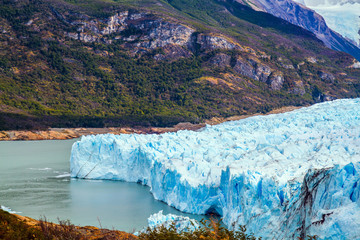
[70,98,360,239]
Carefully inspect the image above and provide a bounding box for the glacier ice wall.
[70,98,360,239]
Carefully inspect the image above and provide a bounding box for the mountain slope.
[295,0,360,47]
[0,0,359,130]
[237,0,360,61]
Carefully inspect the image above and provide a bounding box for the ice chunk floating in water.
[1,205,21,214]
[71,98,360,239]
[146,211,199,233]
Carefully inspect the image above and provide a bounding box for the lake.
[0,139,205,232]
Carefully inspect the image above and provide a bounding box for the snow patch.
[350,61,360,68]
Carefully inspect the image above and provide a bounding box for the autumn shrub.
[0,209,44,240]
[38,217,82,240]
[138,218,261,240]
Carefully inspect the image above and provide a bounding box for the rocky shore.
[0,106,300,141]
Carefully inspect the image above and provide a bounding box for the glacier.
[70,98,360,239]
[295,0,360,47]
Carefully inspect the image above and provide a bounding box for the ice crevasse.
[70,98,360,239]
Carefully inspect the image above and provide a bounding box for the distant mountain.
[296,0,360,6]
[294,0,360,48]
[237,0,360,61]
[0,0,359,130]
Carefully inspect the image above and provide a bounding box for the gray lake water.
[0,139,205,232]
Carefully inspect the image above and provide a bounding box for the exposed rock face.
[153,44,192,61]
[233,57,255,79]
[196,34,243,51]
[65,11,195,51]
[237,0,360,61]
[319,71,335,83]
[278,58,295,69]
[267,72,284,90]
[233,57,272,82]
[248,58,272,82]
[209,53,231,68]
[313,93,336,102]
[64,11,259,58]
[59,7,343,95]
[101,11,130,35]
[306,57,317,63]
[292,80,306,95]
[134,21,195,49]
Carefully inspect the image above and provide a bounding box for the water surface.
[0,139,205,231]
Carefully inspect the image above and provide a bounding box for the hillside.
[237,0,360,61]
[0,0,359,130]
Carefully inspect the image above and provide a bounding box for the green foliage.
[139,219,261,240]
[0,55,9,69]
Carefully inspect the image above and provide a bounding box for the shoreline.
[0,106,301,141]
[0,209,137,239]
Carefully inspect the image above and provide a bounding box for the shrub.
[38,217,82,240]
[139,218,261,240]
[0,209,44,240]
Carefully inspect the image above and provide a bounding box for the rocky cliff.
[50,8,352,95]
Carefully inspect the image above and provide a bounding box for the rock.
[233,56,272,82]
[313,92,336,102]
[196,34,243,51]
[100,11,129,35]
[297,61,305,69]
[267,72,284,90]
[319,71,335,83]
[280,62,295,69]
[135,21,194,49]
[248,57,272,82]
[66,11,195,52]
[349,61,360,68]
[306,57,317,63]
[320,94,336,102]
[209,53,231,67]
[291,80,306,95]
[233,56,256,79]
[153,44,192,61]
